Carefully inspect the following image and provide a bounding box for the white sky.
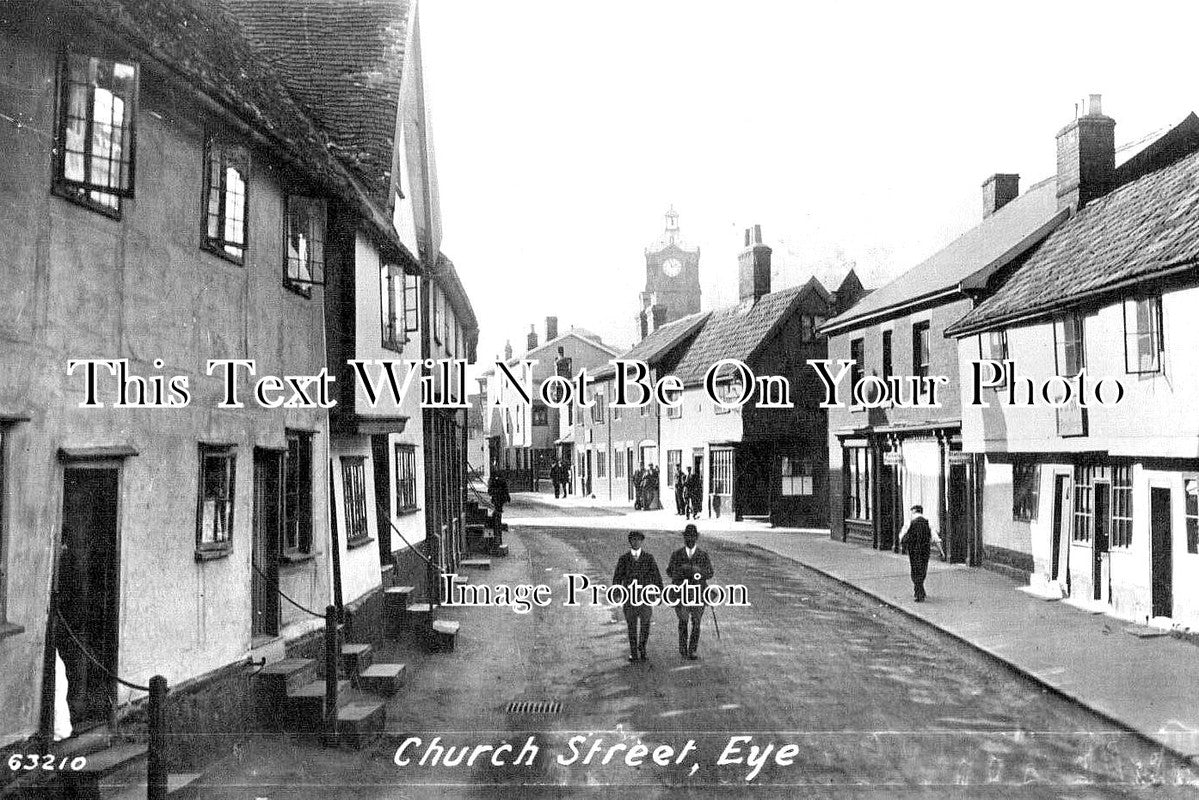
[420,0,1199,372]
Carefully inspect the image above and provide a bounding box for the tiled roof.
[948,146,1199,335]
[61,0,405,256]
[822,178,1061,333]
[591,312,711,380]
[672,279,827,387]
[223,0,412,204]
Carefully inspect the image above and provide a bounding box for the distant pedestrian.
[488,470,511,546]
[899,504,942,602]
[666,524,714,659]
[645,465,662,510]
[686,468,703,519]
[632,466,646,510]
[612,531,663,662]
[550,459,564,499]
[673,467,686,515]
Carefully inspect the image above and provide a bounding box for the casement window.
[713,378,741,415]
[596,450,607,479]
[1185,477,1199,554]
[394,444,418,512]
[196,445,236,552]
[980,330,1010,390]
[849,338,865,400]
[1072,464,1094,543]
[912,322,931,380]
[666,450,682,486]
[1110,464,1133,548]
[800,315,824,344]
[780,456,814,496]
[591,392,606,424]
[881,330,893,382]
[1012,460,1040,522]
[379,264,412,351]
[55,52,138,216]
[612,402,622,422]
[285,196,325,295]
[532,406,548,426]
[201,140,249,263]
[844,445,873,521]
[341,456,370,544]
[1123,295,1164,374]
[614,449,625,479]
[284,431,312,553]
[1054,314,1088,437]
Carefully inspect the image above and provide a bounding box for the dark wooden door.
[252,450,282,639]
[1093,482,1110,601]
[1150,487,1173,618]
[1051,475,1069,583]
[57,467,120,729]
[947,464,968,563]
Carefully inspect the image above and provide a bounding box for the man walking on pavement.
[550,459,563,499]
[899,504,942,602]
[612,531,662,662]
[666,524,714,660]
[674,465,686,515]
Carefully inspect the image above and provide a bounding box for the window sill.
[283,281,314,299]
[195,546,233,561]
[200,240,246,267]
[382,338,410,354]
[396,506,421,517]
[52,182,123,220]
[0,621,25,641]
[279,550,319,566]
[346,535,375,551]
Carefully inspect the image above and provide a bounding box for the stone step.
[459,558,492,570]
[282,679,352,733]
[335,700,387,749]
[357,662,406,695]
[340,642,373,677]
[429,619,461,653]
[452,574,470,585]
[256,657,319,701]
[100,770,202,800]
[384,585,416,607]
[53,742,148,798]
[492,544,510,558]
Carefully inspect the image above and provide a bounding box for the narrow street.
[186,496,1197,798]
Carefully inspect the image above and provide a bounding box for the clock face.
[662,257,683,277]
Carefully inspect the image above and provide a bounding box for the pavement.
[509,492,1199,763]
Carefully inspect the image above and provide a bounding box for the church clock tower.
[637,207,701,340]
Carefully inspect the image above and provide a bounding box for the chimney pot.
[527,324,538,352]
[738,224,772,303]
[1056,95,1115,211]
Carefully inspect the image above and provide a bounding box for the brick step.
[429,620,460,653]
[100,770,202,800]
[357,662,406,695]
[459,558,492,571]
[335,701,387,749]
[256,657,319,703]
[281,679,353,733]
[340,643,373,678]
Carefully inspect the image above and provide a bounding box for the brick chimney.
[545,316,559,341]
[527,324,538,351]
[504,340,513,360]
[1056,94,1115,211]
[738,224,772,303]
[651,305,667,331]
[982,174,1019,218]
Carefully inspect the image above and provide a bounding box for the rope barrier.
[375,501,444,575]
[53,609,151,693]
[250,559,325,618]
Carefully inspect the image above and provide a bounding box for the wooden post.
[147,675,168,800]
[324,605,338,741]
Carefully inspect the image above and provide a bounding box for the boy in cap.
[612,530,663,662]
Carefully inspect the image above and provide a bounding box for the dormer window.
[285,196,325,296]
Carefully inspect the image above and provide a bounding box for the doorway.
[947,464,969,563]
[1150,487,1173,618]
[54,466,121,731]
[370,436,391,565]
[626,450,635,502]
[1051,475,1070,585]
[1093,481,1110,601]
[252,450,282,640]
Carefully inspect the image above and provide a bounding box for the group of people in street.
[549,459,571,499]
[611,524,715,662]
[673,466,703,519]
[632,464,662,510]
